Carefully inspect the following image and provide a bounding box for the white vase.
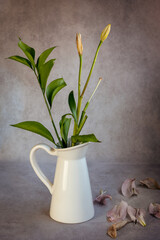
[29,142,94,224]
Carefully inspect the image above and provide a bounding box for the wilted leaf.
[107,201,128,223]
[127,205,137,222]
[107,220,129,239]
[46,78,67,107]
[94,189,112,205]
[121,178,139,197]
[11,121,55,144]
[140,178,160,190]
[127,206,146,226]
[8,55,32,69]
[149,203,160,219]
[107,224,117,239]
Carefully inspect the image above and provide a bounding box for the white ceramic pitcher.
[29,142,94,224]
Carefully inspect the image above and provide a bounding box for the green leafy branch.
[8,25,111,148]
[9,39,66,147]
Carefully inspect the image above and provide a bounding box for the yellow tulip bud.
[76,33,83,56]
[100,24,111,42]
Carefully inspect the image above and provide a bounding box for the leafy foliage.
[37,47,56,70]
[68,91,77,124]
[11,121,55,144]
[9,36,103,147]
[38,59,55,92]
[71,134,100,144]
[8,56,32,69]
[46,78,67,108]
[18,39,35,68]
[59,115,71,147]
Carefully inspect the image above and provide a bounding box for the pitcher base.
[49,211,94,224]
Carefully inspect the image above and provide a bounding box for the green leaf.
[46,78,67,107]
[11,121,55,144]
[63,118,71,144]
[71,134,100,144]
[8,55,32,69]
[59,115,71,146]
[18,39,35,68]
[68,91,77,123]
[38,59,54,93]
[37,46,56,69]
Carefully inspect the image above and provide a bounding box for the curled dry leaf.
[127,205,137,222]
[107,200,128,223]
[107,201,147,238]
[94,189,112,205]
[107,225,117,239]
[121,178,139,197]
[149,203,160,219]
[140,178,160,189]
[127,206,146,226]
[107,220,129,239]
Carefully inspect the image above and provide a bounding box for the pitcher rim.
[55,142,90,152]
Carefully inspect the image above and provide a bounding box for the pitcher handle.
[29,144,57,195]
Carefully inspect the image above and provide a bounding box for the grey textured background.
[1,0,160,164]
[1,1,160,240]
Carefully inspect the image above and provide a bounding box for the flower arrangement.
[8,24,111,148]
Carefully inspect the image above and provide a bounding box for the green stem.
[77,115,88,135]
[78,101,89,127]
[73,40,103,142]
[78,55,82,102]
[34,70,62,147]
[78,78,102,133]
[73,55,83,135]
[43,93,62,146]
[77,55,83,122]
[77,96,83,122]
[81,40,102,97]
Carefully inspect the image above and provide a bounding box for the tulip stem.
[81,40,102,97]
[73,39,103,138]
[77,55,83,122]
[73,55,82,136]
[78,55,82,101]
[78,77,102,134]
[77,55,82,124]
[88,77,102,102]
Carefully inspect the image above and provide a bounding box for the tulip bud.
[100,24,111,42]
[76,33,83,56]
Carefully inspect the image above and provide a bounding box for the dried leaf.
[115,219,129,230]
[149,203,160,219]
[94,190,112,205]
[127,206,146,226]
[107,220,129,239]
[127,205,137,222]
[107,200,147,238]
[121,178,139,197]
[140,178,160,189]
[107,225,117,238]
[107,200,128,223]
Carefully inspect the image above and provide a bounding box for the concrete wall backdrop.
[0,0,160,164]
